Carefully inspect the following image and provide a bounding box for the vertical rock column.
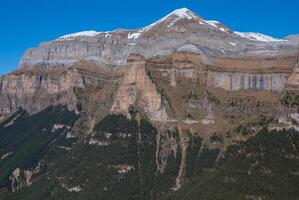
[111,54,168,121]
[287,60,299,89]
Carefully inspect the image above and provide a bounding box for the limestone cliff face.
[1,8,299,199]
[287,61,299,89]
[0,64,121,123]
[1,8,299,133]
[1,51,298,129]
[142,52,298,139]
[20,31,132,67]
[208,72,289,91]
[111,54,168,121]
[0,69,79,115]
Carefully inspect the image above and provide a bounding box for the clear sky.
[1,0,299,74]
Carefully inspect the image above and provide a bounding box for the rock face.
[0,63,122,128]
[10,168,21,193]
[287,59,299,89]
[208,72,289,91]
[0,8,298,168]
[111,54,168,121]
[20,31,131,67]
[19,8,299,69]
[0,68,80,114]
[1,8,299,200]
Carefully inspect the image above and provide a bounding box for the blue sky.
[1,0,299,74]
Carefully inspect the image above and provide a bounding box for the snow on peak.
[162,8,201,27]
[59,30,100,40]
[204,20,228,32]
[146,8,199,28]
[234,32,284,42]
[57,8,199,41]
[128,31,143,39]
[205,20,220,25]
[169,8,198,20]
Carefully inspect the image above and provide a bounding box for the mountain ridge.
[56,8,285,43]
[18,8,299,69]
[0,7,299,200]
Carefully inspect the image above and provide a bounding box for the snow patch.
[59,30,100,40]
[205,20,227,32]
[142,8,199,32]
[205,20,220,28]
[128,31,142,39]
[205,20,220,24]
[234,31,285,42]
[169,8,198,20]
[57,8,199,42]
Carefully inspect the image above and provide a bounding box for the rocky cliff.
[2,8,297,123]
[18,9,299,69]
[1,7,299,199]
[111,54,169,121]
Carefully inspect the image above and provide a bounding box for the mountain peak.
[141,7,201,30]
[168,8,198,20]
[168,7,199,18]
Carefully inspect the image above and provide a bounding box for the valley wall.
[1,52,299,135]
[208,72,289,91]
[0,64,122,123]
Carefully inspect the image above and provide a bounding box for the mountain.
[19,8,299,68]
[233,32,285,42]
[0,8,299,200]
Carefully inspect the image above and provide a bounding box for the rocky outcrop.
[208,72,289,91]
[0,68,80,114]
[20,30,133,67]
[143,52,295,138]
[9,168,21,193]
[0,68,82,115]
[287,59,299,89]
[0,63,122,127]
[8,160,46,193]
[111,54,168,121]
[1,8,299,200]
[0,8,298,134]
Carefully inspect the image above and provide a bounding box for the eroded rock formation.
[111,54,168,121]
[1,8,299,199]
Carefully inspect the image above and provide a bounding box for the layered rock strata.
[111,54,168,121]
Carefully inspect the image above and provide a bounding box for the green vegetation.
[4,113,161,200]
[2,107,299,200]
[0,106,77,189]
[185,133,203,178]
[162,128,299,200]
